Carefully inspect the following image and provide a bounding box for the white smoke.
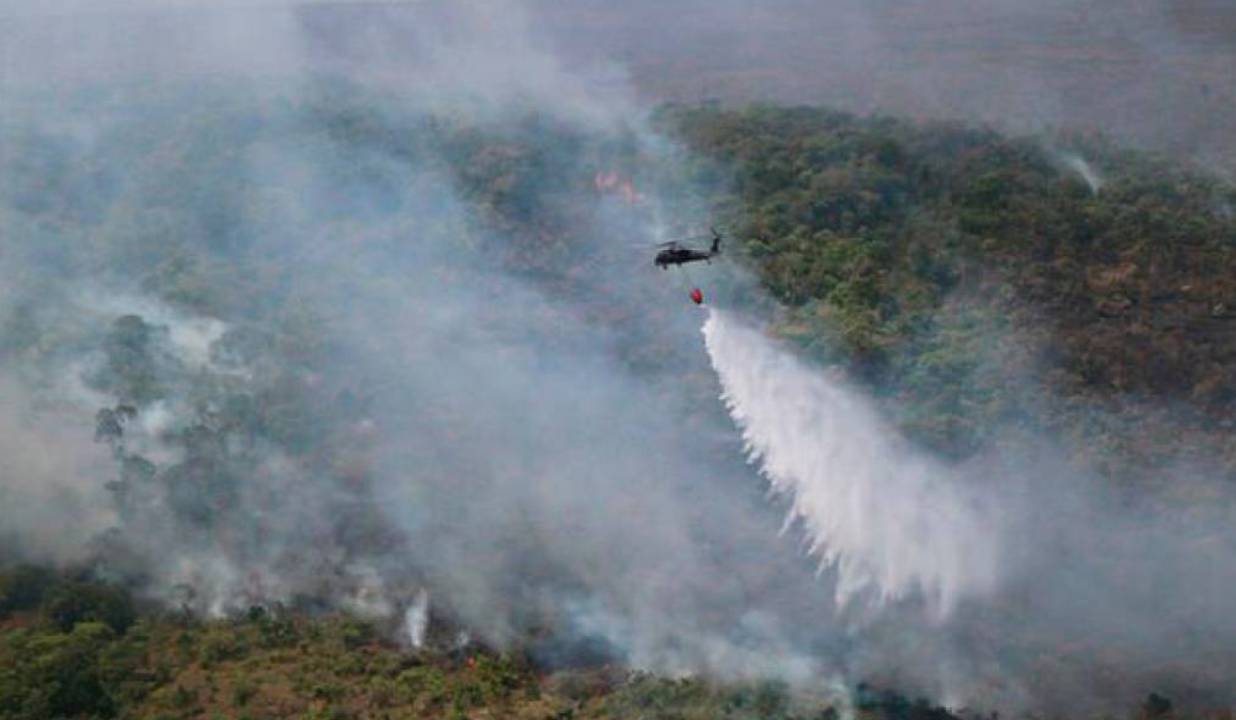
[80,292,228,372]
[405,589,430,649]
[1062,153,1105,193]
[0,377,116,562]
[701,308,1002,617]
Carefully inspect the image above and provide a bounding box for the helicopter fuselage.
[655,247,715,268]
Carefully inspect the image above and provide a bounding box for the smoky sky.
[528,0,1236,171]
[8,0,1234,166]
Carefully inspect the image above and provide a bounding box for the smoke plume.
[2,1,1236,715]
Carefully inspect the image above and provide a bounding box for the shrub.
[232,680,257,707]
[199,630,248,666]
[43,581,136,635]
[0,565,58,617]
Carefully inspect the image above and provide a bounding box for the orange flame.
[593,170,643,205]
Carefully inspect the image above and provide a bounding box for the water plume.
[701,308,1001,617]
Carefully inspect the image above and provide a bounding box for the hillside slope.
[4,81,1236,715]
[662,105,1236,484]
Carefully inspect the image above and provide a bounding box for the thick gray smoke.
[0,377,115,563]
[2,0,1235,715]
[0,0,841,685]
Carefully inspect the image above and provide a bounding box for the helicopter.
[651,228,724,304]
[654,228,722,269]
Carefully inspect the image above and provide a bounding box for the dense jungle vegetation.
[3,87,1235,718]
[0,567,1183,720]
[0,567,881,720]
[662,105,1236,482]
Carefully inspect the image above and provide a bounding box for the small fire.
[593,170,643,205]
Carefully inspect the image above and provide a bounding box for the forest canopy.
[3,73,1236,717]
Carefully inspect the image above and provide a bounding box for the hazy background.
[3,1,1236,716]
[7,0,1235,168]
[533,0,1236,170]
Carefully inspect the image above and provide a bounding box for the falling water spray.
[700,308,1003,617]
